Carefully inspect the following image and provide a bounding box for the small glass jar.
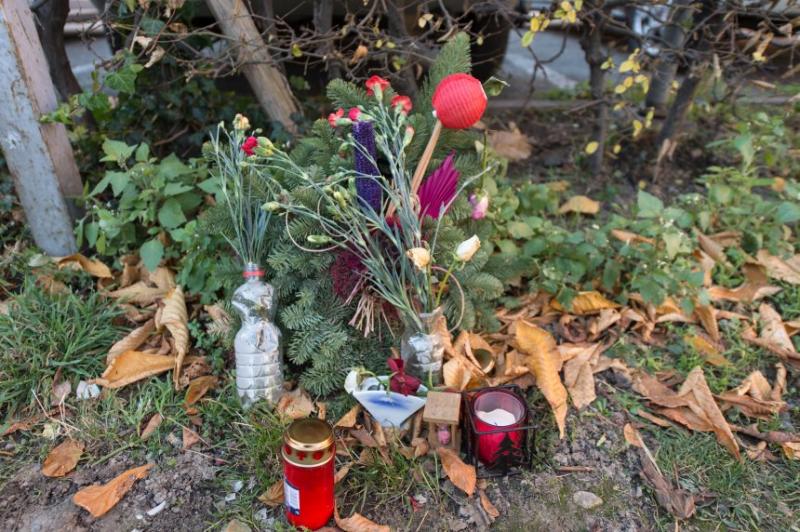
[472,388,526,467]
[282,418,335,530]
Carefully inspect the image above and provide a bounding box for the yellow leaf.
[350,44,368,63]
[623,423,643,447]
[335,405,361,428]
[584,141,599,155]
[42,439,84,477]
[56,254,113,278]
[600,58,614,70]
[551,291,619,315]
[488,124,532,161]
[614,83,628,95]
[156,286,190,388]
[73,464,153,517]
[516,321,567,438]
[619,59,636,73]
[685,334,730,367]
[184,375,218,406]
[611,229,654,245]
[92,350,175,389]
[632,119,643,138]
[107,319,155,363]
[479,488,500,519]
[258,480,283,507]
[558,195,600,215]
[437,447,476,496]
[140,413,163,440]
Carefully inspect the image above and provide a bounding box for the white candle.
[476,408,516,427]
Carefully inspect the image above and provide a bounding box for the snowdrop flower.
[456,235,481,262]
[406,247,431,270]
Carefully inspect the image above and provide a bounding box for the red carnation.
[390,95,413,114]
[328,108,345,127]
[387,357,421,396]
[365,75,390,96]
[348,107,361,121]
[432,73,487,129]
[241,136,258,156]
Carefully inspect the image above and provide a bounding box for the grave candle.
[472,388,526,467]
[282,419,335,530]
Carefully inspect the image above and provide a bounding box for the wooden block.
[423,391,461,425]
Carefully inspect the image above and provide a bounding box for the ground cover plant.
[2,6,800,531]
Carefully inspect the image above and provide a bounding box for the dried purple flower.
[352,121,382,212]
[418,152,459,219]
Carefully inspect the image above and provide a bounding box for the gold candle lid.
[284,418,334,452]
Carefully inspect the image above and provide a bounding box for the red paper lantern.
[432,73,487,129]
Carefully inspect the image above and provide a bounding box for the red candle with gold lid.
[282,418,335,530]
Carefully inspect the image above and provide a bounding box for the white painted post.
[0,0,82,256]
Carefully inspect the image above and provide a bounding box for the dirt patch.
[0,451,218,531]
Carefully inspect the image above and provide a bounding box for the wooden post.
[0,0,81,256]
[206,0,300,132]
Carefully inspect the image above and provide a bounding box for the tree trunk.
[0,0,81,255]
[313,0,341,80]
[645,0,696,114]
[33,0,82,101]
[206,0,300,132]
[579,3,608,176]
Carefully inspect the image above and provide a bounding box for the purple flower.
[469,194,489,220]
[418,152,459,219]
[352,121,382,212]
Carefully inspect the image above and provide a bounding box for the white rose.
[455,235,481,262]
[344,369,361,394]
[406,247,431,270]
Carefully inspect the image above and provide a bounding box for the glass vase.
[400,307,445,386]
[231,262,283,407]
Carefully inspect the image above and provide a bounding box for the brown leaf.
[182,426,201,450]
[708,264,781,303]
[156,287,190,388]
[516,321,567,438]
[36,273,69,295]
[716,370,786,420]
[771,363,787,401]
[92,350,175,388]
[335,405,361,428]
[140,413,163,440]
[107,319,155,363]
[562,344,600,409]
[437,447,476,496]
[108,281,169,305]
[317,402,328,421]
[694,304,719,342]
[350,428,379,448]
[623,423,643,448]
[588,308,621,338]
[635,410,672,428]
[334,509,390,532]
[697,232,729,266]
[680,368,741,460]
[72,464,154,517]
[335,463,352,484]
[638,448,696,519]
[184,376,218,407]
[756,249,800,284]
[42,439,84,477]
[488,123,531,161]
[144,266,176,291]
[443,357,473,391]
[758,303,796,354]
[781,442,800,460]
[611,229,655,246]
[551,291,619,315]
[258,479,284,507]
[479,489,500,519]
[558,195,600,215]
[204,303,232,336]
[350,44,368,63]
[276,387,315,420]
[118,255,141,288]
[57,254,113,278]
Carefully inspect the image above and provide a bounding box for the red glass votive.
[282,419,335,530]
[472,388,526,467]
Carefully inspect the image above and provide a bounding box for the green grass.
[650,429,800,531]
[0,281,124,420]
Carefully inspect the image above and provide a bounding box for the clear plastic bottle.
[231,262,283,407]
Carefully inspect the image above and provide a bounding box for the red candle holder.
[462,385,534,476]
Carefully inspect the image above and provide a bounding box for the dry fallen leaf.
[708,264,781,303]
[562,344,601,409]
[771,363,787,401]
[335,509,390,532]
[694,304,719,342]
[42,439,84,477]
[92,350,175,388]
[335,463,352,484]
[758,303,796,354]
[335,405,361,428]
[551,291,619,315]
[258,479,284,507]
[697,232,729,266]
[516,321,568,438]
[623,423,643,448]
[276,387,315,419]
[638,448,696,519]
[73,464,154,517]
[107,319,155,363]
[488,123,532,161]
[184,376,218,407]
[558,195,600,215]
[611,229,655,246]
[140,413,163,440]
[684,333,730,367]
[437,447,476,497]
[156,287,190,388]
[716,370,786,420]
[108,281,170,305]
[479,489,500,519]
[443,357,474,391]
[782,441,800,460]
[204,303,232,336]
[57,254,112,278]
[756,249,800,285]
[182,426,201,450]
